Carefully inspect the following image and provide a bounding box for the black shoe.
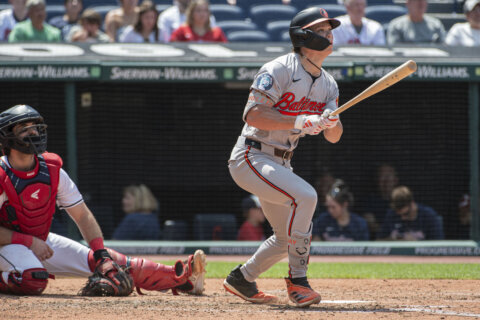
[223,264,278,304]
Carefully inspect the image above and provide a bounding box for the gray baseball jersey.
[241,52,338,151]
[228,52,340,281]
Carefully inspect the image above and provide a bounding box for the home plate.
[321,300,374,304]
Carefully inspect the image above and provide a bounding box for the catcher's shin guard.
[0,268,49,295]
[89,248,194,294]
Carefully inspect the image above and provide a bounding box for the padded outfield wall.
[0,43,478,243]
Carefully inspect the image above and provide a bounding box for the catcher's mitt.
[79,249,134,297]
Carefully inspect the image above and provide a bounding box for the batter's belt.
[243,137,294,161]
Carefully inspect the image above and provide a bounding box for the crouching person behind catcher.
[0,104,206,297]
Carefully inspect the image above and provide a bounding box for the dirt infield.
[2,255,480,319]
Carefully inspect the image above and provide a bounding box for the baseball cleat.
[285,277,321,307]
[223,264,278,304]
[187,249,207,295]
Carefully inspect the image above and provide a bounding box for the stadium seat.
[291,0,338,11]
[193,213,237,240]
[46,5,65,21]
[216,20,258,35]
[435,13,467,31]
[227,30,271,42]
[281,30,291,42]
[250,4,297,28]
[427,1,456,13]
[236,0,287,12]
[365,5,408,25]
[83,0,119,8]
[265,20,290,41]
[209,4,244,22]
[156,4,171,14]
[163,220,188,241]
[366,0,394,4]
[307,4,346,18]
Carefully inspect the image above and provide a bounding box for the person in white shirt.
[445,0,480,47]
[333,0,385,45]
[0,0,28,41]
[157,0,215,43]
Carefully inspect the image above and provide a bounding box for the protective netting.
[0,80,473,240]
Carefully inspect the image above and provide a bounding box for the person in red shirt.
[170,0,227,43]
[237,195,266,241]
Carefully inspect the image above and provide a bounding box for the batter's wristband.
[89,237,104,252]
[11,232,33,248]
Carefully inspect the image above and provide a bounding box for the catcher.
[0,104,206,297]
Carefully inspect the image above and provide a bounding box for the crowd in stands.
[0,0,478,46]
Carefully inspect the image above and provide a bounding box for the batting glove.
[320,108,340,129]
[294,114,323,135]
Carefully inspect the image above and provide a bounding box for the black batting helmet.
[289,7,341,51]
[0,105,48,155]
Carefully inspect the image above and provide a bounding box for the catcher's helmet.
[289,7,341,51]
[0,104,47,155]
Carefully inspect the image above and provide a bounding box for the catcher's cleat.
[285,277,321,307]
[173,249,207,295]
[223,265,278,304]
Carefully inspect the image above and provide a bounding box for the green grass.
[160,261,480,280]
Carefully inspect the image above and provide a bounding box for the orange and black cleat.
[223,265,278,304]
[285,277,321,307]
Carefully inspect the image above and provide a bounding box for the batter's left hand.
[321,108,339,129]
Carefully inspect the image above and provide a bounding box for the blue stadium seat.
[427,2,456,13]
[156,4,171,14]
[250,4,297,28]
[46,5,65,21]
[227,30,271,42]
[437,14,466,31]
[281,30,291,42]
[291,0,338,11]
[193,213,237,240]
[366,0,394,4]
[365,5,408,25]
[163,220,188,241]
[265,20,290,41]
[84,0,119,8]
[209,4,245,22]
[216,20,258,35]
[236,0,288,12]
[308,4,346,18]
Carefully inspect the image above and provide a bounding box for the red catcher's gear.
[0,268,49,295]
[0,153,62,240]
[87,248,192,294]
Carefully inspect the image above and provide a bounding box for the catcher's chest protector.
[0,153,61,240]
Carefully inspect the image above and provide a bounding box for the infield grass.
[160,261,480,279]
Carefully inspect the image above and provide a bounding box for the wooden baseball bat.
[330,60,417,117]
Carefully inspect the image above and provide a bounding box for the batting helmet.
[289,7,341,51]
[0,105,47,155]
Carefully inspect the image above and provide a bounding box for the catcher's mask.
[289,7,341,51]
[0,104,48,155]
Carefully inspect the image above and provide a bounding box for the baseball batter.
[223,7,343,308]
[0,104,206,296]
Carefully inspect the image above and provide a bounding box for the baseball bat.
[330,60,417,117]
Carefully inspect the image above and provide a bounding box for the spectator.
[387,0,445,45]
[48,0,83,40]
[237,195,266,241]
[119,0,160,43]
[360,163,399,239]
[8,0,61,42]
[445,194,472,239]
[158,0,216,43]
[313,180,369,241]
[104,0,139,42]
[313,167,336,217]
[170,0,227,42]
[66,9,110,43]
[112,184,161,240]
[445,0,480,47]
[0,0,28,41]
[377,186,444,240]
[333,0,385,45]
